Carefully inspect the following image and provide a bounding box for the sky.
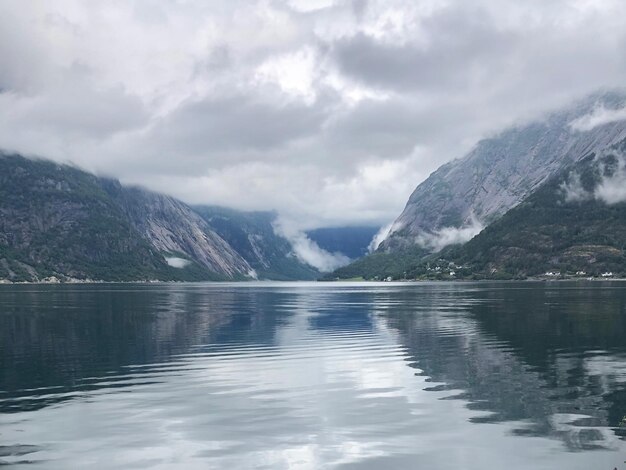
[1,0,626,233]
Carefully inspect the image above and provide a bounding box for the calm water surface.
[1,281,626,469]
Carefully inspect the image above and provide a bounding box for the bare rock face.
[382,90,626,251]
[103,183,252,278]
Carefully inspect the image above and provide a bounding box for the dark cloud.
[193,45,233,77]
[19,83,148,139]
[351,0,368,20]
[332,8,516,92]
[153,91,331,156]
[326,98,429,157]
[0,0,625,230]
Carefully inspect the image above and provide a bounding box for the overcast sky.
[1,0,626,231]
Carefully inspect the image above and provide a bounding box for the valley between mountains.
[2,91,626,282]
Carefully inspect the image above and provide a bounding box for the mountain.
[327,90,626,280]
[430,141,626,279]
[194,206,320,281]
[382,90,626,251]
[0,153,253,282]
[305,226,380,259]
[330,139,626,281]
[0,153,366,283]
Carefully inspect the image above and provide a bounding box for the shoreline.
[2,277,626,286]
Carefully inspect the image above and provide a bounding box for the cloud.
[331,12,516,93]
[0,81,148,139]
[560,151,626,205]
[560,173,591,202]
[0,0,625,231]
[594,157,626,204]
[595,174,626,204]
[368,221,397,253]
[165,257,191,269]
[247,269,259,280]
[416,218,483,252]
[136,158,421,234]
[273,218,351,272]
[147,90,331,161]
[569,104,626,132]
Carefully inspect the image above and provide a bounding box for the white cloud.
[595,176,626,204]
[416,218,483,251]
[273,218,350,272]
[368,222,397,252]
[594,156,626,204]
[166,257,191,268]
[288,0,335,13]
[569,104,626,131]
[247,269,259,280]
[255,47,319,102]
[560,151,626,205]
[560,173,591,202]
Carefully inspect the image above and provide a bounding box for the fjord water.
[1,282,626,469]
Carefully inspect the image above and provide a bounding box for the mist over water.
[1,282,626,469]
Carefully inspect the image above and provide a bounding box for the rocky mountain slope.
[327,90,626,281]
[0,153,253,282]
[104,185,252,278]
[0,153,371,283]
[328,139,626,281]
[382,90,626,251]
[431,141,626,279]
[194,206,320,280]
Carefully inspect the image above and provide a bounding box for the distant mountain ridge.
[0,153,321,282]
[306,226,380,259]
[194,206,320,281]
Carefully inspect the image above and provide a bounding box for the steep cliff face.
[0,154,168,281]
[0,154,252,281]
[434,140,626,279]
[382,91,626,251]
[103,185,252,278]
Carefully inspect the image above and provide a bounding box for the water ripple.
[1,282,626,469]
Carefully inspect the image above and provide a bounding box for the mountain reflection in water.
[0,281,625,469]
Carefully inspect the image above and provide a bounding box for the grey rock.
[103,183,252,278]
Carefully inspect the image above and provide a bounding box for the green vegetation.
[438,150,626,279]
[322,247,429,280]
